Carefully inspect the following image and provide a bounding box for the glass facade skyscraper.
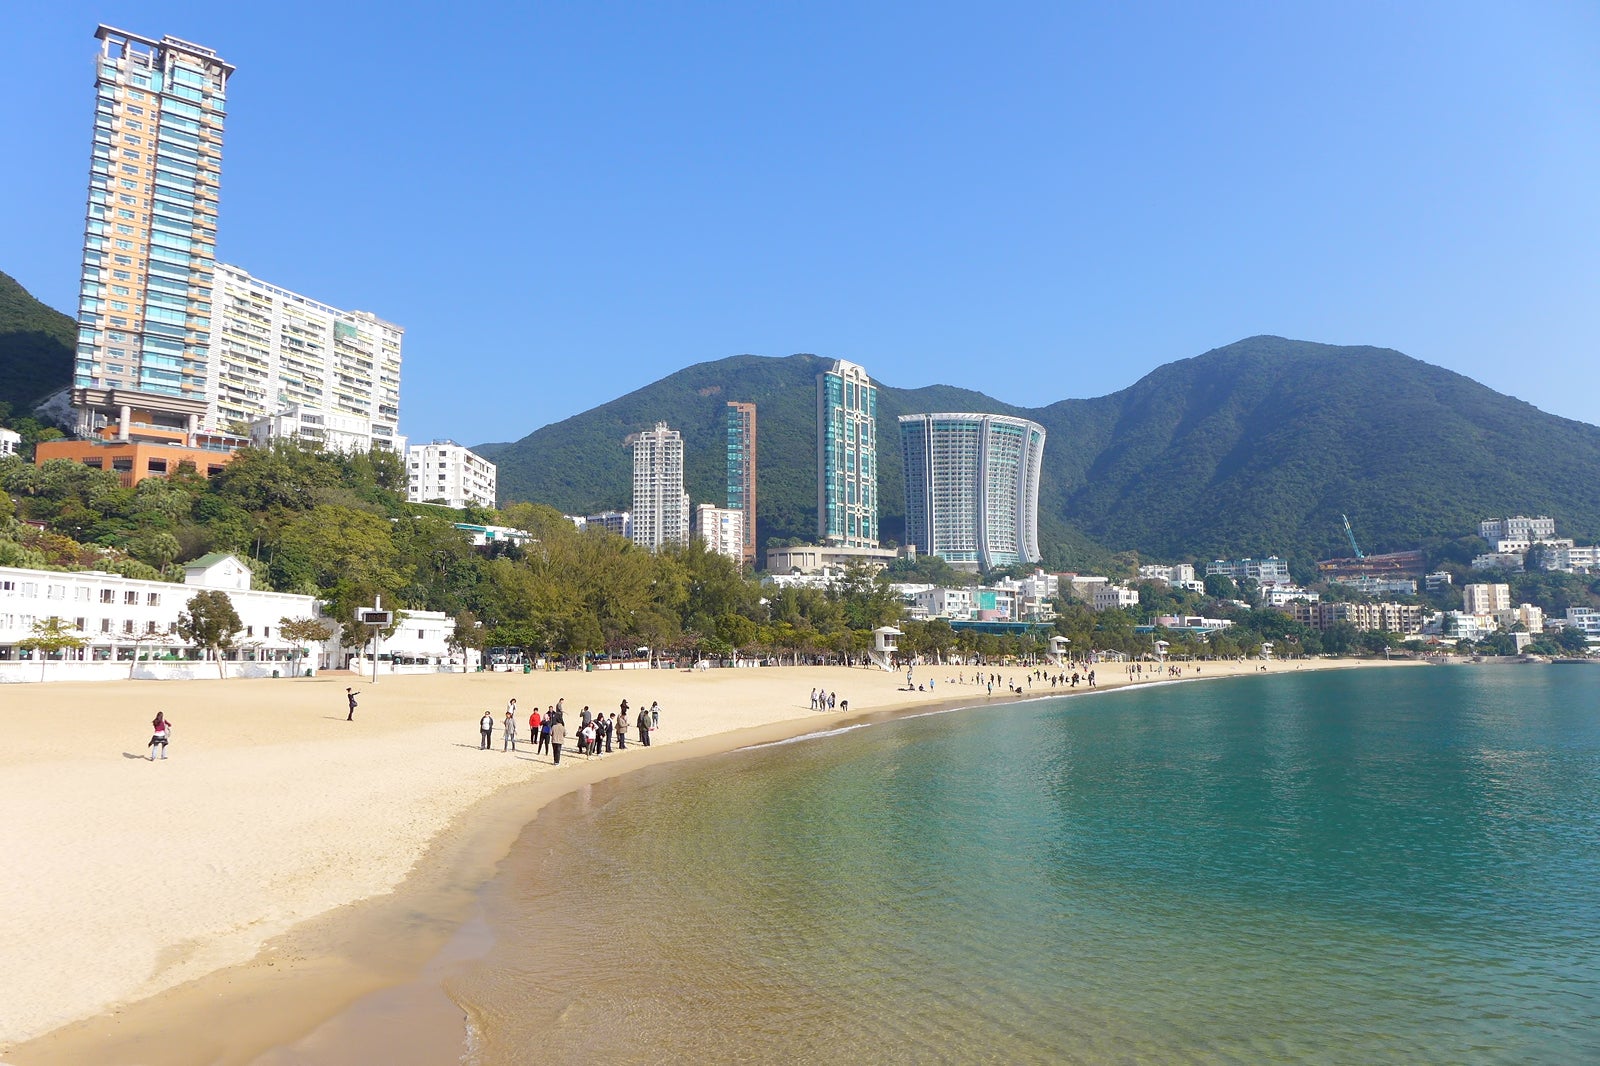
[899,413,1046,570]
[725,401,757,566]
[72,26,234,440]
[817,360,878,548]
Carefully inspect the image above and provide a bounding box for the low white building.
[248,401,406,454]
[407,440,497,510]
[1471,552,1525,572]
[1262,584,1319,607]
[765,543,901,574]
[453,522,534,548]
[1336,576,1419,597]
[1563,607,1600,643]
[1093,584,1141,611]
[1062,574,1109,602]
[0,427,21,457]
[1,553,318,680]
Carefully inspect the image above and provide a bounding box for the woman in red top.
[527,707,542,753]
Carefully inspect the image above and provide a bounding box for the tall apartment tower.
[631,422,689,552]
[817,360,878,548]
[72,26,235,441]
[899,413,1046,570]
[725,401,757,565]
[212,264,403,446]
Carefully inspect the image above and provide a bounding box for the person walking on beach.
[503,709,517,752]
[550,718,566,765]
[539,709,553,754]
[528,705,542,750]
[651,701,660,730]
[147,712,172,760]
[637,704,651,746]
[479,711,495,750]
[345,687,360,722]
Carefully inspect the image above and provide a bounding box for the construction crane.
[1342,514,1365,559]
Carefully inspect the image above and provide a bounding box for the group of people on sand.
[481,696,661,765]
[809,688,847,711]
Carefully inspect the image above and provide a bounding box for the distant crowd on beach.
[480,696,663,766]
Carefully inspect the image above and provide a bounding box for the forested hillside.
[0,272,74,414]
[484,337,1600,569]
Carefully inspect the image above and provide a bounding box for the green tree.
[18,616,87,681]
[279,615,335,676]
[178,590,244,679]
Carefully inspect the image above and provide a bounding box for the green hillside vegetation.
[484,337,1600,572]
[0,271,74,414]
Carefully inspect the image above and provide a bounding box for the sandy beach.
[0,657,1414,1064]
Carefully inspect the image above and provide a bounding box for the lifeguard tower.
[870,626,902,672]
[1047,635,1070,667]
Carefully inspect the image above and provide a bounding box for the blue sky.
[5,2,1599,444]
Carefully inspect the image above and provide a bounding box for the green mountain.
[486,336,1600,569]
[0,271,74,414]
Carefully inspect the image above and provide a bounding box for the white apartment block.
[1539,544,1600,573]
[1471,552,1525,572]
[632,422,688,551]
[207,263,402,443]
[1463,583,1511,615]
[1562,607,1600,642]
[694,504,745,564]
[1479,515,1555,541]
[0,427,20,457]
[407,440,497,510]
[575,511,632,539]
[1063,574,1109,602]
[1262,584,1319,607]
[1093,584,1141,611]
[249,401,406,455]
[1206,556,1292,586]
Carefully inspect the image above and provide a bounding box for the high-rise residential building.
[406,440,497,510]
[817,360,878,548]
[898,413,1046,570]
[726,401,757,565]
[694,504,745,564]
[632,422,689,551]
[212,264,403,448]
[72,26,234,442]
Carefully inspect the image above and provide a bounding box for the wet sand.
[0,658,1415,1064]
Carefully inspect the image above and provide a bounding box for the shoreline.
[2,657,1419,1064]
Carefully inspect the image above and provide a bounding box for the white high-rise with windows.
[213,264,403,449]
[695,504,745,564]
[899,413,1046,570]
[406,441,496,510]
[632,422,689,551]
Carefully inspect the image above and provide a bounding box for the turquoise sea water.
[447,667,1600,1064]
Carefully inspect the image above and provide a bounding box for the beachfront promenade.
[0,658,1407,1063]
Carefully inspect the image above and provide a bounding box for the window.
[20,582,38,596]
[101,618,113,633]
[124,590,138,604]
[75,587,91,602]
[146,621,159,634]
[147,592,161,606]
[47,585,66,600]
[101,589,115,603]
[123,620,136,635]
[75,617,88,631]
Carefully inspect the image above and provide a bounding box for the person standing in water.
[148,712,172,760]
